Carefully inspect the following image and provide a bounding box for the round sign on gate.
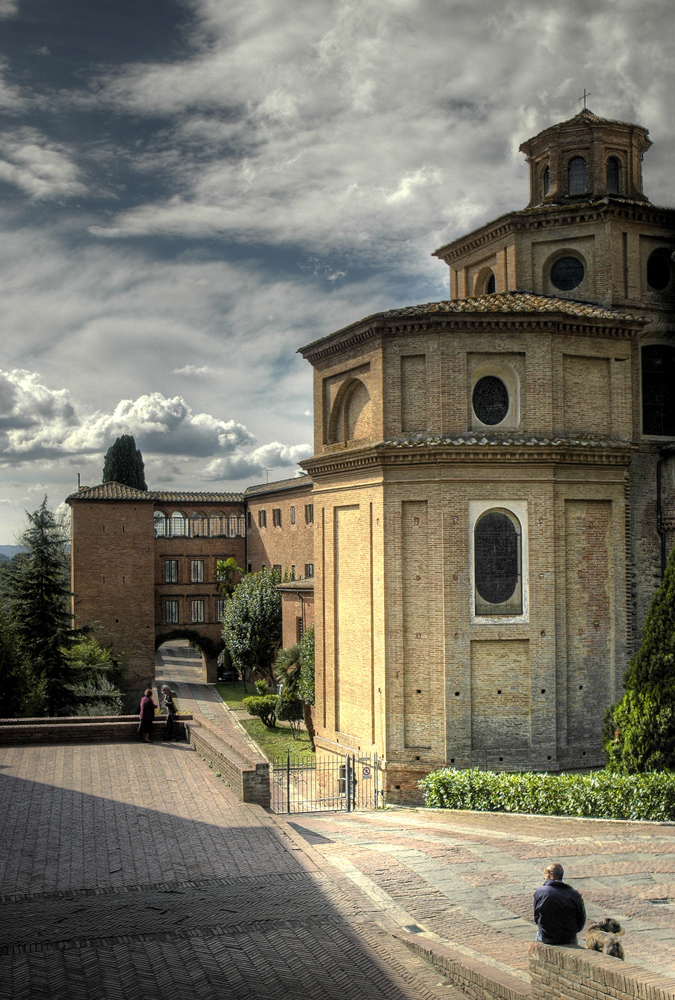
[362,765,372,779]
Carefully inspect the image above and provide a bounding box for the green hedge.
[418,767,675,822]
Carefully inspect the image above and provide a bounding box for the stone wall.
[529,942,675,1000]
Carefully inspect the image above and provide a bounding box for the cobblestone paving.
[289,810,675,982]
[0,743,464,1000]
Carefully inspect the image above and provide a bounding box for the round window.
[647,249,673,291]
[550,256,585,291]
[472,376,509,425]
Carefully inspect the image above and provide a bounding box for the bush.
[277,695,303,737]
[242,694,279,728]
[418,767,675,822]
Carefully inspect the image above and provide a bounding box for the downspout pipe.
[656,443,675,575]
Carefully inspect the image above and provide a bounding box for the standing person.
[534,863,586,945]
[161,684,180,741]
[138,688,156,743]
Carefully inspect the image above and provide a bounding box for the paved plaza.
[0,647,673,998]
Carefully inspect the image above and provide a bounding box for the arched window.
[606,157,621,194]
[642,344,675,436]
[210,513,223,536]
[191,511,207,536]
[170,511,187,537]
[485,271,496,294]
[228,515,238,538]
[474,509,523,616]
[238,516,246,537]
[568,156,587,196]
[542,165,550,197]
[154,512,168,537]
[647,248,673,292]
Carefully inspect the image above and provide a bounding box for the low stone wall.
[0,715,192,743]
[529,942,675,1000]
[186,721,270,809]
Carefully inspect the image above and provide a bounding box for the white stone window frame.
[470,361,521,431]
[469,500,529,624]
[164,559,178,584]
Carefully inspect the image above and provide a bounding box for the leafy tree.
[605,543,675,772]
[215,557,244,599]
[102,434,147,490]
[0,607,46,717]
[5,498,79,716]
[221,568,282,688]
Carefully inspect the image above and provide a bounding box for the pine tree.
[7,498,79,716]
[605,543,675,771]
[0,606,46,717]
[102,435,147,490]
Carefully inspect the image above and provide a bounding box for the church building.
[299,109,675,802]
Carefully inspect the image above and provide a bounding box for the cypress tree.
[605,543,675,771]
[102,435,147,490]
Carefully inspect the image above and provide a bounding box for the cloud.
[172,364,223,377]
[202,441,312,481]
[0,128,87,199]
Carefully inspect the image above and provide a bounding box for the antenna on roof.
[266,469,271,483]
[77,473,81,489]
[578,88,591,110]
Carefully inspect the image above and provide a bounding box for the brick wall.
[245,479,314,577]
[529,942,675,1000]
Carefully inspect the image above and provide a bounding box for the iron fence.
[270,750,381,814]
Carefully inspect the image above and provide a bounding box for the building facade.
[299,109,675,802]
[67,483,246,706]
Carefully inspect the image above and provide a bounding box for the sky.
[0,0,673,542]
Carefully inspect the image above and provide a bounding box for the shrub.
[418,767,675,822]
[277,695,303,738]
[242,694,279,728]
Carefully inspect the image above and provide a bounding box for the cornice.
[433,199,675,262]
[300,310,640,364]
[302,435,636,478]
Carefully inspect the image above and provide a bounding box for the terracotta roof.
[380,292,640,322]
[67,482,243,503]
[245,475,312,497]
[550,108,642,131]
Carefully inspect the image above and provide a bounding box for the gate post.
[345,755,352,812]
[286,748,291,814]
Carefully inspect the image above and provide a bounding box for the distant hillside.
[0,546,27,561]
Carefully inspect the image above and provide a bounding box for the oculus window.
[550,256,585,291]
[474,509,523,616]
[472,376,509,425]
[642,344,675,436]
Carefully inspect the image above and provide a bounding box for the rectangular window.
[216,599,225,621]
[296,616,304,641]
[273,564,282,576]
[191,560,204,583]
[247,563,252,574]
[305,563,314,578]
[165,600,179,624]
[290,506,296,525]
[258,509,267,528]
[238,516,246,536]
[164,559,178,583]
[247,510,252,529]
[191,599,205,623]
[272,507,281,527]
[290,565,296,580]
[305,504,314,524]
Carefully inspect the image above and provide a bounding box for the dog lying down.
[586,918,625,960]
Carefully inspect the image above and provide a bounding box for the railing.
[270,750,382,814]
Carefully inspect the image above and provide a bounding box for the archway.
[155,629,224,684]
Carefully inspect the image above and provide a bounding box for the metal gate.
[270,751,381,814]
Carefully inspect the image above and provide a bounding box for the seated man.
[534,863,586,945]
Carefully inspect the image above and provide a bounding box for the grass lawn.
[213,681,252,709]
[240,718,315,763]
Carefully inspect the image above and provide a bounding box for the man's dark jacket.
[533,879,586,944]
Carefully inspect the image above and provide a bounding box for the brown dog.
[586,918,625,960]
